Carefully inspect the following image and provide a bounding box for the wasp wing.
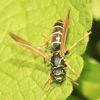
[60,9,70,56]
[10,33,50,62]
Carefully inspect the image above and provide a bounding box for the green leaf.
[78,55,100,100]
[0,0,92,100]
[93,0,100,20]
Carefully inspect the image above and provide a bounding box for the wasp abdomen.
[51,20,64,51]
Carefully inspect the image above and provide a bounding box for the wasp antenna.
[65,60,80,77]
[67,76,79,86]
[43,77,51,91]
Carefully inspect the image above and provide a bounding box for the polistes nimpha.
[10,9,91,88]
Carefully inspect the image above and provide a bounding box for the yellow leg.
[41,33,49,46]
[41,33,54,47]
[65,60,80,77]
[41,33,49,39]
[42,40,50,47]
[66,32,91,53]
[43,72,51,91]
[67,76,79,85]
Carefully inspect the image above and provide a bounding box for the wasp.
[10,9,91,86]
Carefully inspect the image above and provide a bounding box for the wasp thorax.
[51,53,65,67]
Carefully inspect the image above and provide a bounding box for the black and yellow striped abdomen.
[51,20,64,52]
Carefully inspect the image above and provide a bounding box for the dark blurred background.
[86,20,100,62]
[68,17,100,100]
[68,1,100,98]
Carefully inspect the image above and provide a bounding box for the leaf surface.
[0,0,92,100]
[78,55,100,100]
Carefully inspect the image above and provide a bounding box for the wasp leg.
[65,32,91,55]
[65,61,80,77]
[41,33,51,47]
[67,76,79,85]
[42,39,50,47]
[40,33,53,52]
[43,72,52,91]
[41,33,48,39]
[34,34,50,51]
